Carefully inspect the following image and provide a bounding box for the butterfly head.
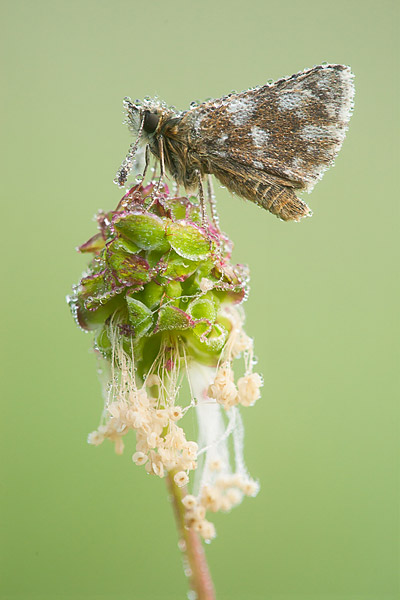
[122,97,170,140]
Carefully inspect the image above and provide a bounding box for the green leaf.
[94,326,112,356]
[73,294,123,331]
[77,271,124,310]
[126,297,153,338]
[187,297,217,322]
[185,198,202,224]
[78,233,105,254]
[162,251,199,280]
[166,220,211,261]
[79,271,110,303]
[196,258,214,279]
[113,212,170,251]
[165,280,182,298]
[192,322,228,352]
[159,196,187,220]
[106,240,150,286]
[141,281,164,309]
[116,237,141,254]
[146,249,167,268]
[156,306,192,332]
[159,196,202,224]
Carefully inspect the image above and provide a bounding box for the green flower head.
[68,182,262,540]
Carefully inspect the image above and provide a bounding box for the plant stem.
[166,472,216,600]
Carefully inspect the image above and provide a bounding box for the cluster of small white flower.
[182,472,259,541]
[207,305,263,410]
[88,328,199,480]
[208,361,263,409]
[87,306,262,542]
[88,385,198,479]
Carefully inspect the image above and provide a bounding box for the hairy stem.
[166,472,216,600]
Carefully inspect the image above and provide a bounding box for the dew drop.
[177,538,186,552]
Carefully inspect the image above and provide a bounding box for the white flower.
[107,401,124,419]
[132,451,148,466]
[208,363,239,409]
[242,479,259,497]
[182,441,198,460]
[226,488,242,505]
[169,406,183,421]
[174,471,189,487]
[237,373,263,406]
[182,495,197,510]
[147,431,160,449]
[198,520,216,541]
[87,431,104,446]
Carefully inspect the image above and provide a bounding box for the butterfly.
[115,64,354,222]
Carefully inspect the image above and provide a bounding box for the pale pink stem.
[166,472,216,600]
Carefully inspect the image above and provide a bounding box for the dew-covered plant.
[68,181,262,599]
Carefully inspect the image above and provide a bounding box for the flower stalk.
[166,471,216,600]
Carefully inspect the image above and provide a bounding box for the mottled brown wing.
[183,64,354,197]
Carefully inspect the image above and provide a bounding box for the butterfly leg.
[141,144,151,183]
[196,170,208,230]
[153,135,167,198]
[207,175,220,230]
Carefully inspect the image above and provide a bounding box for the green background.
[1,0,398,598]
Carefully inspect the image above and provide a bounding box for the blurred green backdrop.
[1,0,398,598]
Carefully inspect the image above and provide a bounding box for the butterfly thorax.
[147,111,208,189]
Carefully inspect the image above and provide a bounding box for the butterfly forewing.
[184,64,354,193]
